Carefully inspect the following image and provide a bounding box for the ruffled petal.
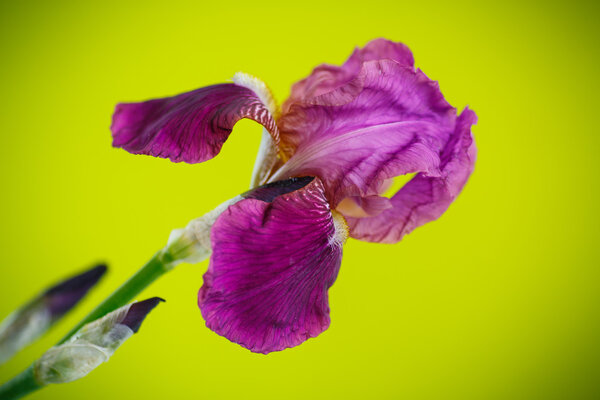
[111,82,279,163]
[198,177,347,354]
[358,37,414,66]
[282,38,414,113]
[273,59,456,207]
[345,108,477,243]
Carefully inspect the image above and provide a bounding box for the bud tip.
[120,297,165,333]
[44,264,108,317]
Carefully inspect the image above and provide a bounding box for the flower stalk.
[58,252,170,344]
[0,214,217,399]
[0,296,165,400]
[0,367,40,400]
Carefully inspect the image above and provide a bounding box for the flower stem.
[0,250,173,399]
[0,366,40,400]
[58,251,171,344]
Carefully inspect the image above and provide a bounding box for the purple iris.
[111,39,477,354]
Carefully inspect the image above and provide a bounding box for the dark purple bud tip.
[242,176,314,203]
[44,264,108,318]
[121,297,165,333]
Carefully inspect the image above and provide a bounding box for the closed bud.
[0,264,107,364]
[34,297,163,384]
[164,196,241,266]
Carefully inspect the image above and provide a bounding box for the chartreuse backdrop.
[1,0,599,399]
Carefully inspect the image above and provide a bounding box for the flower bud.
[0,264,107,364]
[34,297,163,385]
[163,196,242,266]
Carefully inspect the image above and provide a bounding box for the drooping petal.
[273,59,456,208]
[111,79,279,164]
[198,177,347,354]
[344,108,477,243]
[282,38,414,114]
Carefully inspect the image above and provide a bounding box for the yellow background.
[1,0,599,399]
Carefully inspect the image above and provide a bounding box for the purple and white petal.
[345,108,477,243]
[198,177,347,354]
[111,83,279,164]
[274,59,456,207]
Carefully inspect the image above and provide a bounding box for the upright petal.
[273,59,456,207]
[111,81,279,164]
[198,177,347,354]
[282,38,414,113]
[358,38,415,66]
[345,108,477,243]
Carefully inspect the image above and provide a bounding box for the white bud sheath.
[164,196,242,266]
[34,305,133,384]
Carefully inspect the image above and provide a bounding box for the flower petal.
[282,38,414,112]
[358,37,415,66]
[198,177,346,354]
[273,59,456,207]
[336,195,392,218]
[111,83,279,163]
[344,108,477,243]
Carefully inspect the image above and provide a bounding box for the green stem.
[0,251,173,399]
[58,251,171,344]
[0,366,41,400]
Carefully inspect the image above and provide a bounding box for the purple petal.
[336,195,392,218]
[282,38,414,113]
[198,178,345,354]
[111,84,279,163]
[345,108,477,243]
[274,59,456,208]
[358,38,415,66]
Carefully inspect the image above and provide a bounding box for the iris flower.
[110,39,477,354]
